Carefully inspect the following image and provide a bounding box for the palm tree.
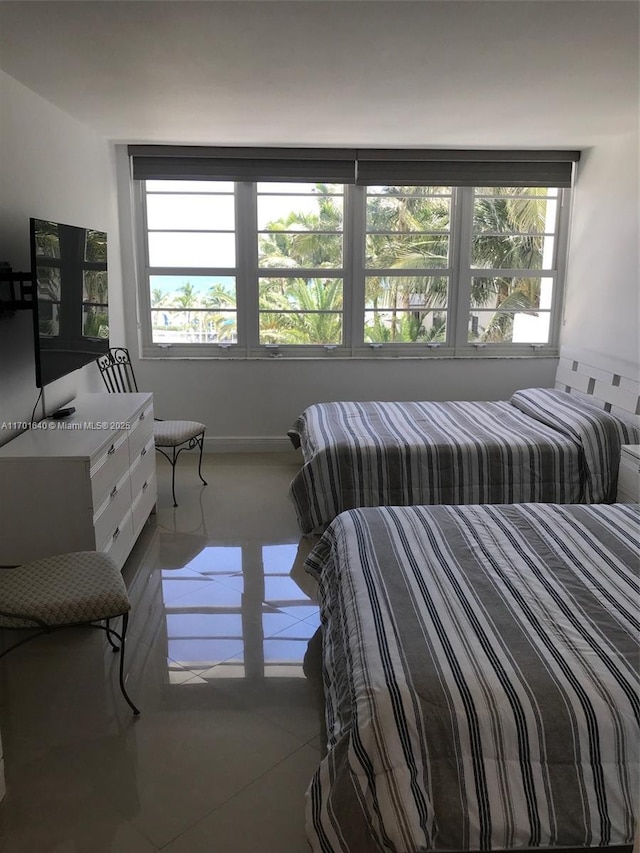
[149,287,171,336]
[174,282,200,335]
[258,188,343,270]
[365,188,450,341]
[151,288,167,308]
[203,282,237,342]
[255,184,551,345]
[259,277,342,344]
[256,186,344,343]
[470,187,549,342]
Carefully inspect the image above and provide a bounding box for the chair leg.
[117,612,140,716]
[156,436,207,507]
[197,432,208,487]
[104,617,120,652]
[1,621,140,716]
[0,629,48,659]
[171,447,178,507]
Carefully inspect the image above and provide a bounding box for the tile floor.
[0,452,326,852]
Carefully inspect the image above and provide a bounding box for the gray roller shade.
[129,146,580,187]
[355,149,580,187]
[129,146,358,183]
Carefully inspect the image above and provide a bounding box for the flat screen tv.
[30,218,109,388]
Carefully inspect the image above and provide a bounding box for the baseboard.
[201,435,297,453]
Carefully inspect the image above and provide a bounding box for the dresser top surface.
[0,393,152,460]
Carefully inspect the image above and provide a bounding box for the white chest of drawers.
[616,444,640,503]
[0,392,157,569]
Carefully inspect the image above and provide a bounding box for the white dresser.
[0,393,157,569]
[616,444,640,503]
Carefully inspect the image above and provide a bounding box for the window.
[257,183,344,346]
[144,180,237,345]
[466,187,560,346]
[132,149,575,358]
[364,186,451,345]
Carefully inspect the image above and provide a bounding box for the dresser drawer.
[132,472,157,537]
[94,468,133,547]
[128,403,154,460]
[98,509,134,570]
[90,430,130,508]
[130,435,156,498]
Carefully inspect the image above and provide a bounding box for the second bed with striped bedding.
[305,502,639,852]
[289,388,638,533]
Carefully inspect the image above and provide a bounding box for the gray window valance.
[128,145,580,187]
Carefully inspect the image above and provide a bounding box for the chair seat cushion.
[154,420,206,447]
[0,552,130,629]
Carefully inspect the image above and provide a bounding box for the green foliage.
[148,184,552,345]
[83,270,108,304]
[83,310,109,338]
[259,278,342,344]
[85,230,108,262]
[34,222,60,258]
[365,312,446,344]
[258,189,343,269]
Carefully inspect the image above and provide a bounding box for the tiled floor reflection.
[0,452,324,852]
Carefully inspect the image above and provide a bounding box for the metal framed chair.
[0,551,140,715]
[97,347,207,507]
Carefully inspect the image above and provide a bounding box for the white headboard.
[555,346,640,421]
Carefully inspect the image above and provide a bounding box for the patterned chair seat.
[0,552,130,629]
[154,420,206,448]
[0,551,139,714]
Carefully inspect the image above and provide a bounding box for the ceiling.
[0,1,637,147]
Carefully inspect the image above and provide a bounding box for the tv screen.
[30,218,109,387]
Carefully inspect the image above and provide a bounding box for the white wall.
[144,357,559,451]
[561,132,640,369]
[0,71,122,445]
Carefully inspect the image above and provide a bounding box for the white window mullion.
[347,185,365,353]
[552,187,572,347]
[236,181,257,353]
[136,181,156,355]
[451,186,473,353]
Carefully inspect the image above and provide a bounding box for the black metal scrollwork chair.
[97,347,207,507]
[0,551,140,715]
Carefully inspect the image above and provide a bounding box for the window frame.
[133,179,572,359]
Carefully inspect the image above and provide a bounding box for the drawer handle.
[141,447,147,457]
[142,481,148,492]
[113,526,120,540]
[140,412,146,421]
[108,444,115,456]
[110,485,118,499]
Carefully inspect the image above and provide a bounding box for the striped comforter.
[289,389,638,533]
[305,502,640,853]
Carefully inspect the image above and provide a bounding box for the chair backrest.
[97,347,139,393]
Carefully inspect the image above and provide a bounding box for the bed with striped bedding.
[288,388,639,534]
[305,502,639,853]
